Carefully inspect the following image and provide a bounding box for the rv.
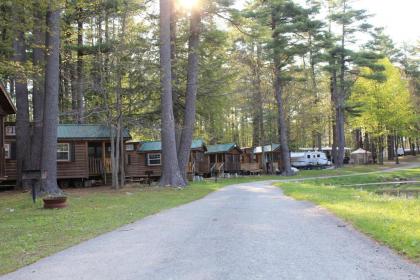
[290,151,330,169]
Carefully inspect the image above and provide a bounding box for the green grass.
[0,164,398,274]
[277,168,420,262]
[292,165,385,178]
[0,177,266,275]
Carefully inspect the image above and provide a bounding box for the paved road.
[2,181,419,280]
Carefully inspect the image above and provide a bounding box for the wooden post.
[102,141,106,184]
[85,141,88,178]
[0,116,4,178]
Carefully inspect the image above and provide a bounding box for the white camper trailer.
[290,151,330,169]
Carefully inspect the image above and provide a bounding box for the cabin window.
[126,144,135,151]
[317,154,320,158]
[57,143,70,161]
[307,155,310,159]
[5,126,15,136]
[147,153,161,166]
[4,144,10,159]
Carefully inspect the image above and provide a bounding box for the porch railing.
[89,157,112,176]
[89,157,103,176]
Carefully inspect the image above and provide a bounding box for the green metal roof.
[191,139,206,149]
[138,139,206,152]
[138,141,161,152]
[57,124,131,140]
[253,143,280,154]
[206,143,240,154]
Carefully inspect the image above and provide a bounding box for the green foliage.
[349,58,416,138]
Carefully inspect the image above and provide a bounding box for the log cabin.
[126,139,208,181]
[240,147,262,174]
[254,144,283,174]
[4,124,130,186]
[0,84,16,181]
[241,144,283,174]
[205,143,242,175]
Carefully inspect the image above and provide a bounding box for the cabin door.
[209,154,216,164]
[88,143,103,159]
[88,142,103,176]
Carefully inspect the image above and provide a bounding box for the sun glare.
[178,0,199,9]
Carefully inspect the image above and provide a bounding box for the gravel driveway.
[2,181,419,280]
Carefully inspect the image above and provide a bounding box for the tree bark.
[334,0,348,168]
[13,30,30,189]
[330,73,339,166]
[394,132,400,164]
[111,126,118,189]
[159,0,185,187]
[169,0,183,152]
[378,136,384,165]
[40,3,62,195]
[273,67,292,175]
[252,44,264,147]
[30,3,45,187]
[387,134,394,160]
[76,16,84,123]
[271,11,292,175]
[177,8,201,181]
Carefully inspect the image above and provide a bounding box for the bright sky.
[234,0,420,46]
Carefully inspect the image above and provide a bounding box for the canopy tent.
[350,148,372,164]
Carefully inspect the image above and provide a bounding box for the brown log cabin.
[205,143,242,175]
[0,84,17,181]
[125,139,208,181]
[241,144,283,174]
[4,124,130,186]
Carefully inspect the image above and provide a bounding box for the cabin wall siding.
[126,152,162,177]
[126,148,207,178]
[4,140,89,180]
[57,141,89,179]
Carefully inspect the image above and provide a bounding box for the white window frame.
[4,143,10,159]
[125,144,135,151]
[57,143,71,162]
[5,126,15,136]
[147,153,161,166]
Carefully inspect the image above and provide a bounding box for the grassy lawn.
[0,164,407,274]
[292,165,385,178]
[277,168,420,262]
[0,176,273,275]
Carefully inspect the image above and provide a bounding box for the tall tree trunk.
[387,135,394,160]
[30,3,45,189]
[41,3,62,195]
[177,8,201,181]
[170,0,182,152]
[159,0,185,187]
[13,30,30,188]
[334,0,348,168]
[111,126,118,189]
[119,127,125,186]
[271,12,292,175]
[330,73,339,166]
[252,44,264,147]
[273,68,292,175]
[409,137,416,156]
[309,35,322,151]
[394,132,400,164]
[378,136,384,165]
[76,17,84,123]
[355,128,362,149]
